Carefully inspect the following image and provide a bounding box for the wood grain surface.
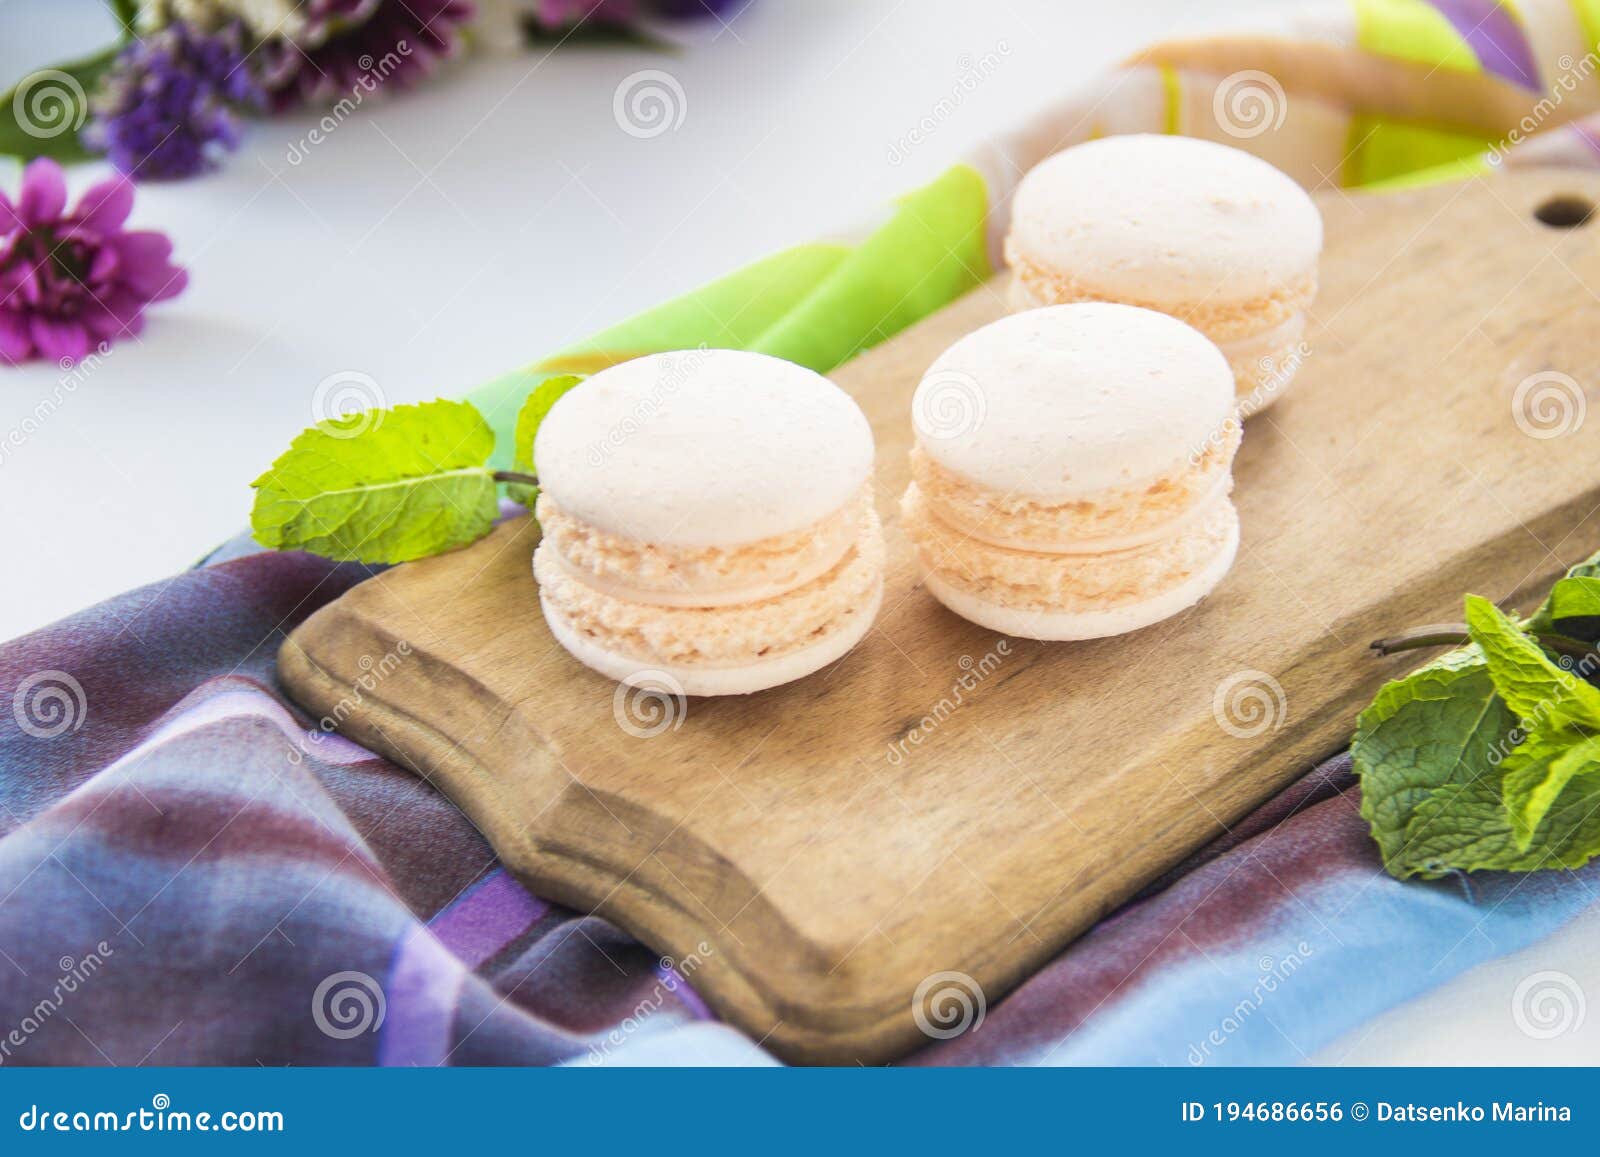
[279,169,1600,1064]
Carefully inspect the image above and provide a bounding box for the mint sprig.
[249,384,580,564]
[1355,557,1600,878]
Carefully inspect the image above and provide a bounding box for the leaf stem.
[1369,624,1469,656]
[1370,624,1600,667]
[492,470,539,487]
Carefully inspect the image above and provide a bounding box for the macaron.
[532,349,883,696]
[1004,134,1322,415]
[899,303,1240,641]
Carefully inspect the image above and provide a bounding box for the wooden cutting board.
[279,169,1600,1064]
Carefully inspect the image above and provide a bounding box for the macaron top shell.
[912,303,1234,499]
[1007,134,1323,305]
[534,349,874,547]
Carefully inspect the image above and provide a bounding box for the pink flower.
[0,158,188,366]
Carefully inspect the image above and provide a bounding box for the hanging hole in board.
[1534,194,1595,229]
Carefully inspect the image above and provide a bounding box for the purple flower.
[258,0,476,112]
[88,22,263,181]
[530,0,742,30]
[0,159,188,366]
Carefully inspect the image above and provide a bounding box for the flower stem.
[493,470,539,487]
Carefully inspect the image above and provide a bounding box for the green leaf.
[250,400,499,564]
[105,0,139,33]
[1464,595,1600,732]
[1526,575,1600,640]
[505,373,583,509]
[0,46,121,163]
[1353,645,1519,877]
[1354,595,1600,878]
[1501,731,1600,850]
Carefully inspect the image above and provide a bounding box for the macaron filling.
[902,484,1238,613]
[535,504,883,668]
[908,433,1238,555]
[537,486,871,609]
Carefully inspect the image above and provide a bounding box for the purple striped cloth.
[3,539,1598,1067]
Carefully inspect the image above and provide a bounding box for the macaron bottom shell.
[541,579,883,697]
[903,492,1240,642]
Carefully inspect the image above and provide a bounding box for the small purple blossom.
[257,0,476,112]
[530,0,741,30]
[87,22,263,181]
[0,159,188,366]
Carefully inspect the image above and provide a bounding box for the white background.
[4,0,1598,1066]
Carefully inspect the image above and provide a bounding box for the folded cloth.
[10,1,1600,1066]
[4,550,1596,1066]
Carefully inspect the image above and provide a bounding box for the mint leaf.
[1353,646,1517,877]
[1464,595,1600,731]
[1501,732,1600,850]
[251,400,499,564]
[1527,575,1600,639]
[505,373,583,509]
[1354,594,1600,878]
